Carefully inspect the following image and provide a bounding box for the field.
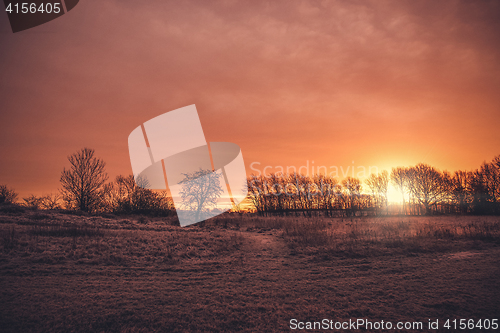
[1,205,499,332]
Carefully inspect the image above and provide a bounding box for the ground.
[0,207,499,332]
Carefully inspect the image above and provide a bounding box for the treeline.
[1,148,174,216]
[2,148,499,217]
[247,155,500,217]
[3,174,175,216]
[95,174,174,216]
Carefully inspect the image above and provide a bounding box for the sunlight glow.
[387,185,404,204]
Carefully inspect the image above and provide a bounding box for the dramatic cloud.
[1,0,499,197]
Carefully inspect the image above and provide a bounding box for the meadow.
[1,204,499,332]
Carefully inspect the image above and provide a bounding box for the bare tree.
[480,158,500,202]
[0,185,17,204]
[342,177,362,216]
[179,169,224,221]
[473,156,500,214]
[366,170,389,215]
[379,170,389,214]
[312,174,340,215]
[450,170,474,214]
[21,193,61,210]
[488,155,500,212]
[60,148,108,213]
[22,195,44,209]
[405,163,448,215]
[247,174,268,215]
[41,193,62,210]
[391,167,408,215]
[101,174,174,215]
[439,170,455,214]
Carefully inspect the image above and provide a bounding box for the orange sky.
[1,0,500,199]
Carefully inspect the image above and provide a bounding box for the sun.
[387,185,404,204]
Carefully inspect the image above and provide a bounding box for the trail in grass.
[243,231,288,261]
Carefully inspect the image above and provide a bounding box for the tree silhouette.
[473,156,500,214]
[391,167,408,215]
[100,174,174,216]
[0,184,17,204]
[405,163,448,215]
[244,155,500,217]
[179,169,224,221]
[22,195,44,209]
[60,148,108,213]
[342,177,362,216]
[366,170,389,215]
[450,170,474,214]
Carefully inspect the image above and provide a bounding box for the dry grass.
[0,222,244,267]
[276,216,500,258]
[0,210,499,332]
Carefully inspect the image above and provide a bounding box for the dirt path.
[242,231,289,262]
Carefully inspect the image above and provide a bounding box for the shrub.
[40,193,62,210]
[0,184,17,204]
[22,195,44,209]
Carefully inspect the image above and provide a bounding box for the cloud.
[0,0,499,196]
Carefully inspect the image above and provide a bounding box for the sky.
[1,0,500,200]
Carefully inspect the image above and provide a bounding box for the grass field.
[1,205,499,332]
